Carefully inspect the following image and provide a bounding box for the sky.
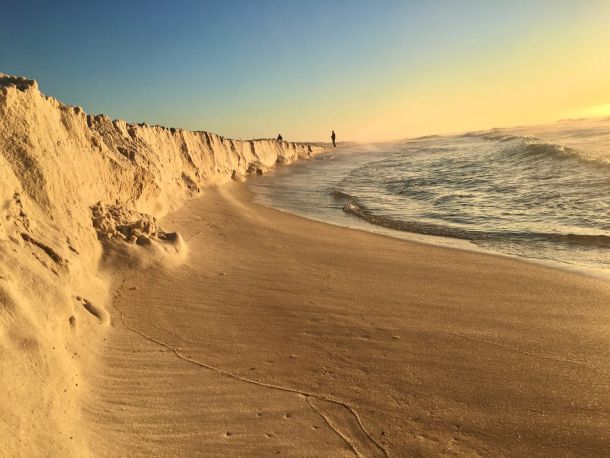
[2,0,610,142]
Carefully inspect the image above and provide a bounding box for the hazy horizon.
[2,0,610,142]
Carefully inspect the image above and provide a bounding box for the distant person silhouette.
[277,134,283,141]
[331,130,336,147]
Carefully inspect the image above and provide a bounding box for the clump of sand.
[0,72,323,457]
[91,201,181,246]
[90,201,186,268]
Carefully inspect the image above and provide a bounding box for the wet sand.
[85,183,610,457]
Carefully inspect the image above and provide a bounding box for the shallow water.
[249,118,610,278]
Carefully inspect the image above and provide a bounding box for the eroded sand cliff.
[0,73,322,456]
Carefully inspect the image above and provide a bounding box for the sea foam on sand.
[0,73,322,456]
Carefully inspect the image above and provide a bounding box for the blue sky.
[2,1,609,141]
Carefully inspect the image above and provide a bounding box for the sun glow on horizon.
[3,1,610,142]
[566,103,610,121]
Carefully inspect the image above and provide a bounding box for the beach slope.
[86,184,610,457]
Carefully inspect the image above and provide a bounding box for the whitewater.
[250,118,610,279]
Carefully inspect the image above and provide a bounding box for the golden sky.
[8,1,610,142]
[336,5,610,141]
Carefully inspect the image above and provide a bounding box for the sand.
[0,73,321,457]
[2,72,610,456]
[84,184,610,457]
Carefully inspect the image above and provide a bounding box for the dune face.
[0,73,322,457]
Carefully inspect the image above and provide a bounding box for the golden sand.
[84,184,610,456]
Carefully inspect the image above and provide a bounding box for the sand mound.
[91,201,186,268]
[0,72,323,456]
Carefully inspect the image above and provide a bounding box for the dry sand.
[0,73,321,457]
[84,184,610,457]
[2,72,610,456]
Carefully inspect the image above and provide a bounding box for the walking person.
[331,130,336,147]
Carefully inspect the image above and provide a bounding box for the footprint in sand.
[75,296,110,325]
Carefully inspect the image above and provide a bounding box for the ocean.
[249,118,610,279]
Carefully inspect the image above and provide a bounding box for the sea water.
[249,118,610,279]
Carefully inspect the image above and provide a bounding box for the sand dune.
[0,73,321,457]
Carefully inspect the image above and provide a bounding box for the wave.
[461,130,610,169]
[341,199,475,240]
[333,192,610,248]
[404,145,458,152]
[403,134,442,142]
[461,130,537,143]
[330,190,353,200]
[514,140,610,169]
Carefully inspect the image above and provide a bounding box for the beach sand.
[0,75,321,456]
[84,183,610,457]
[6,73,608,456]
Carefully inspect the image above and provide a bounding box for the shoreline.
[249,181,610,287]
[85,182,610,456]
[252,188,610,284]
[249,141,610,284]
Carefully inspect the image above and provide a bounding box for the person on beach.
[331,130,336,147]
[277,134,283,141]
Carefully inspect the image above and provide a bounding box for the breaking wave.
[334,192,610,248]
[329,127,610,269]
[252,119,610,275]
[462,131,610,168]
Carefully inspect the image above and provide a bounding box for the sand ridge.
[0,72,323,457]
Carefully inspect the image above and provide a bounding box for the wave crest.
[516,140,610,169]
[334,192,610,249]
[463,130,610,169]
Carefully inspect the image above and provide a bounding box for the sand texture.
[0,73,321,457]
[2,73,610,457]
[85,185,610,457]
